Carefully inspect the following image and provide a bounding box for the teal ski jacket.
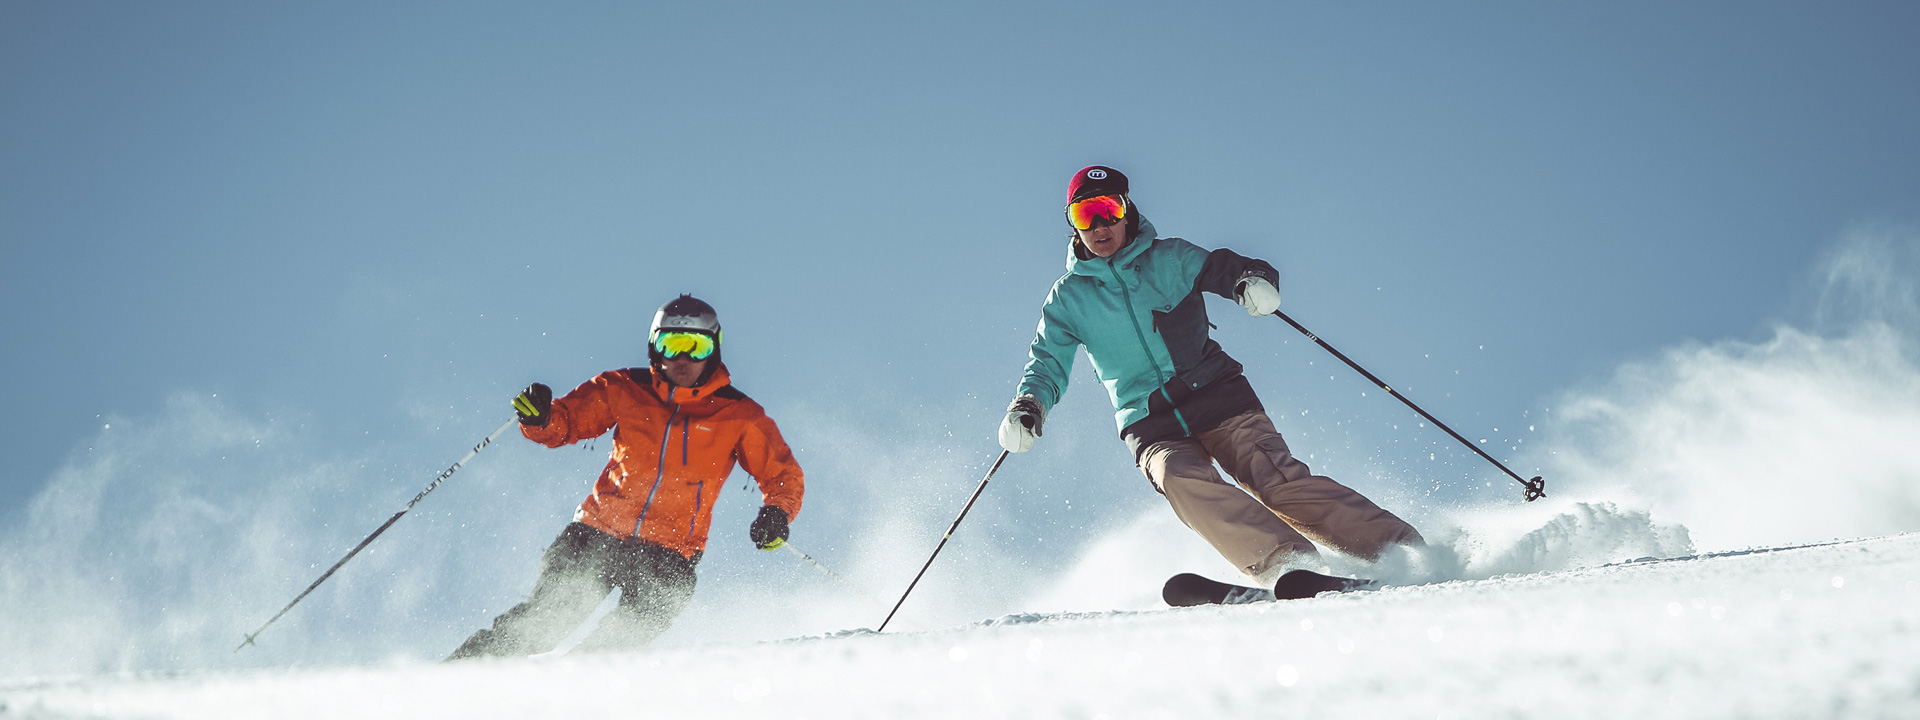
[1016,217,1279,458]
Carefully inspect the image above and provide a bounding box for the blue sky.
[3,1,1919,670]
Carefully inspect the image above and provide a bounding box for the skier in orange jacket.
[447,295,803,659]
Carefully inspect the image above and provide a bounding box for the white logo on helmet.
[1087,169,1107,180]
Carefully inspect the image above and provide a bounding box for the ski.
[1164,573,1272,605]
[1274,568,1380,599]
[1163,569,1379,607]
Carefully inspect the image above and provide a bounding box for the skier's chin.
[660,358,707,387]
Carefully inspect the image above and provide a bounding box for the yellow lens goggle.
[653,330,717,360]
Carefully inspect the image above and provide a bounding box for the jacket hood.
[1066,216,1159,276]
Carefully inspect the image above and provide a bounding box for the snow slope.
[6,531,1916,719]
[5,233,1917,717]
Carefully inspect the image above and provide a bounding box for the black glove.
[749,505,789,551]
[512,383,552,427]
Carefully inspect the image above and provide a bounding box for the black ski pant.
[447,522,697,660]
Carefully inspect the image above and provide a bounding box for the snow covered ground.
[6,530,1916,719]
[4,234,1917,718]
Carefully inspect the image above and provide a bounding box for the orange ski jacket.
[522,363,804,560]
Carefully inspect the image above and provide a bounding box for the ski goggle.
[1066,194,1127,231]
[652,330,717,360]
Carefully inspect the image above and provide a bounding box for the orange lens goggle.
[1066,194,1127,231]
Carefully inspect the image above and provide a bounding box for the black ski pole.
[236,417,520,652]
[877,449,1010,633]
[1270,310,1546,502]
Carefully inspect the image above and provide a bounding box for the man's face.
[1076,214,1128,258]
[660,355,708,387]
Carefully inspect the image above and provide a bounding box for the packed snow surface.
[6,532,1916,719]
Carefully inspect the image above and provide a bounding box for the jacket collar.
[648,362,733,404]
[1066,216,1158,277]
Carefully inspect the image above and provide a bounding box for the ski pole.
[785,544,879,605]
[784,543,920,629]
[1270,310,1546,502]
[236,417,520,652]
[877,450,1010,633]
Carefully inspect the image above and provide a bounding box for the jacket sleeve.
[1014,285,1081,412]
[1184,239,1278,299]
[521,373,620,448]
[737,411,804,521]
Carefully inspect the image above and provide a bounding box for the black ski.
[1164,573,1273,606]
[1163,569,1378,607]
[1274,569,1379,599]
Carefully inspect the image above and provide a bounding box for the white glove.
[997,395,1045,453]
[1236,275,1281,316]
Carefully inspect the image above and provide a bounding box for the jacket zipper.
[1107,260,1192,436]
[634,403,681,538]
[685,420,702,539]
[688,479,704,539]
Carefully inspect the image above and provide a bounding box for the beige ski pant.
[1138,410,1424,580]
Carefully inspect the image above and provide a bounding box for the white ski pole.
[237,417,519,652]
[785,544,874,601]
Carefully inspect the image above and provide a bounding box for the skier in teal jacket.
[1000,166,1424,585]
